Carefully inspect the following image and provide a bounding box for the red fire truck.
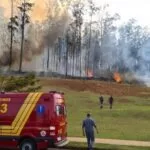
[0,91,68,150]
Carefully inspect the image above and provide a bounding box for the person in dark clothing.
[109,96,114,109]
[82,113,98,150]
[99,96,104,109]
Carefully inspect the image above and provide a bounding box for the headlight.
[50,126,55,130]
[57,136,61,141]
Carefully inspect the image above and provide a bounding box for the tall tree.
[95,5,120,73]
[18,0,33,73]
[82,4,119,76]
[8,0,18,70]
[65,30,69,76]
[118,19,150,72]
[86,0,99,76]
[73,2,83,76]
[68,1,84,76]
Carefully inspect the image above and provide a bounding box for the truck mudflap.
[54,138,69,147]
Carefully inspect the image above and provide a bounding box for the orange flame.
[86,69,93,78]
[113,72,122,83]
[0,0,68,23]
[0,0,47,22]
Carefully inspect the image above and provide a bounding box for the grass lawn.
[63,142,150,150]
[66,91,150,141]
[41,81,150,141]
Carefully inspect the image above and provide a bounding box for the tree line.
[1,0,150,78]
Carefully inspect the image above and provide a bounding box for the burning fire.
[0,0,70,23]
[113,72,122,83]
[86,69,93,78]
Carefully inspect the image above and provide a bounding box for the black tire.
[19,139,37,150]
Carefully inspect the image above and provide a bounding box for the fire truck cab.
[0,91,68,150]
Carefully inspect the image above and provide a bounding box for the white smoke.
[136,39,150,86]
[0,0,71,71]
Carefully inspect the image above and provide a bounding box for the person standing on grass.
[109,95,114,109]
[82,113,98,150]
[99,95,104,109]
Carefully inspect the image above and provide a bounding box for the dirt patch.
[39,78,150,97]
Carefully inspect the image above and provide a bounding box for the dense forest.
[0,0,150,84]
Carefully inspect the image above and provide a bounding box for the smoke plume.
[0,0,71,68]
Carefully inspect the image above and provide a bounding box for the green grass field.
[42,84,150,141]
[67,92,150,141]
[40,77,150,142]
[63,142,150,150]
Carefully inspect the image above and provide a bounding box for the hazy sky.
[0,0,48,22]
[95,0,150,27]
[1,0,150,27]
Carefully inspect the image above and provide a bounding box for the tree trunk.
[58,38,61,73]
[65,35,69,77]
[87,13,93,77]
[79,25,82,77]
[19,1,25,73]
[9,0,14,71]
[72,33,76,76]
[47,46,50,70]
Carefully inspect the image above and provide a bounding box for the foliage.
[117,19,150,72]
[1,0,150,79]
[8,16,19,34]
[17,1,34,72]
[118,19,150,56]
[18,2,34,27]
[0,73,41,92]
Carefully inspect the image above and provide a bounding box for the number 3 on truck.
[0,104,8,114]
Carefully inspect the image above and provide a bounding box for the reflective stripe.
[0,92,43,136]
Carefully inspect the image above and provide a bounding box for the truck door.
[0,98,12,147]
[0,96,24,148]
[55,103,67,139]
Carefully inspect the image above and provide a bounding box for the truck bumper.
[54,138,69,147]
[36,137,69,148]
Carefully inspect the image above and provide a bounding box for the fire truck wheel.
[19,139,37,150]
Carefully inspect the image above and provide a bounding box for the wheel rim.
[22,143,32,150]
